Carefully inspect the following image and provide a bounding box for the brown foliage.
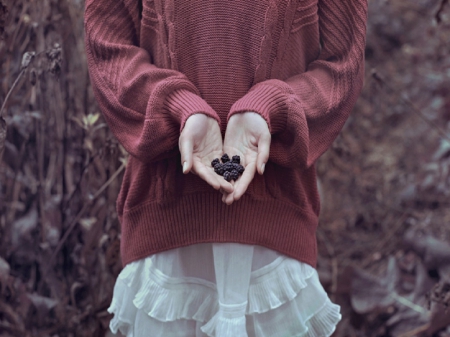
[0,0,123,336]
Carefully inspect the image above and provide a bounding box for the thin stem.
[372,70,450,142]
[0,49,48,118]
[49,162,126,266]
[0,69,26,117]
[391,293,429,314]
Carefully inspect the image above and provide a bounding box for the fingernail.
[183,161,188,173]
[261,163,265,174]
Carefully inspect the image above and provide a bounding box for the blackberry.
[230,169,239,181]
[234,163,245,174]
[221,153,230,163]
[214,163,224,176]
[223,171,232,182]
[211,158,220,167]
[210,153,245,181]
[222,162,234,172]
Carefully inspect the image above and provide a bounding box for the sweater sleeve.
[228,0,368,170]
[84,0,219,164]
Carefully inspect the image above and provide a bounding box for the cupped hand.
[222,112,271,205]
[179,114,234,194]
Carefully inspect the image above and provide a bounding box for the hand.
[179,114,234,194]
[222,112,271,205]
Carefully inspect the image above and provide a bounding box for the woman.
[84,0,368,336]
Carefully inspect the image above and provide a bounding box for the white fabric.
[108,243,341,337]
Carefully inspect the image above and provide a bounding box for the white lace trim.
[108,257,340,337]
[201,301,248,337]
[304,302,342,337]
[248,257,315,314]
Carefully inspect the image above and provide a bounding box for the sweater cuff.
[165,89,221,131]
[228,82,288,134]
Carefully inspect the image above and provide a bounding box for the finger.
[223,182,236,204]
[223,179,237,204]
[179,138,193,174]
[256,133,271,175]
[224,191,235,205]
[223,190,233,204]
[221,176,234,196]
[194,162,234,193]
[220,180,234,194]
[233,161,257,201]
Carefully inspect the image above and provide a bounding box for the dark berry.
[221,153,230,163]
[235,164,245,174]
[223,171,232,182]
[230,169,239,181]
[211,158,220,167]
[214,163,224,176]
[223,162,234,172]
[212,154,245,179]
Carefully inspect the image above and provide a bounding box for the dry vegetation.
[0,0,449,336]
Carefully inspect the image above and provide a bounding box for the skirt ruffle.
[108,253,340,337]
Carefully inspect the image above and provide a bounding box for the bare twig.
[0,49,48,117]
[371,69,450,142]
[0,69,26,117]
[398,323,430,337]
[49,162,126,265]
[392,293,429,314]
[62,151,99,210]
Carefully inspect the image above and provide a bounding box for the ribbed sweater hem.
[119,193,318,269]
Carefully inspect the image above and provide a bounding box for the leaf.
[46,44,62,75]
[27,293,58,311]
[350,256,430,323]
[81,113,100,130]
[432,138,450,160]
[119,156,128,166]
[0,256,10,283]
[0,116,6,160]
[87,113,100,126]
[351,256,399,314]
[46,227,60,248]
[404,228,450,270]
[435,0,449,24]
[79,217,97,231]
[11,207,38,248]
[9,111,41,138]
[21,51,35,70]
[82,115,89,128]
[84,138,93,152]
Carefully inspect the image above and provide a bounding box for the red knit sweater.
[84,0,367,268]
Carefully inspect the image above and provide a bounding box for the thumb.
[179,138,193,174]
[256,133,271,175]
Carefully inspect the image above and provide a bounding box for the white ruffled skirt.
[108,243,341,337]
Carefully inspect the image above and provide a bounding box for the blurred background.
[0,0,449,336]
